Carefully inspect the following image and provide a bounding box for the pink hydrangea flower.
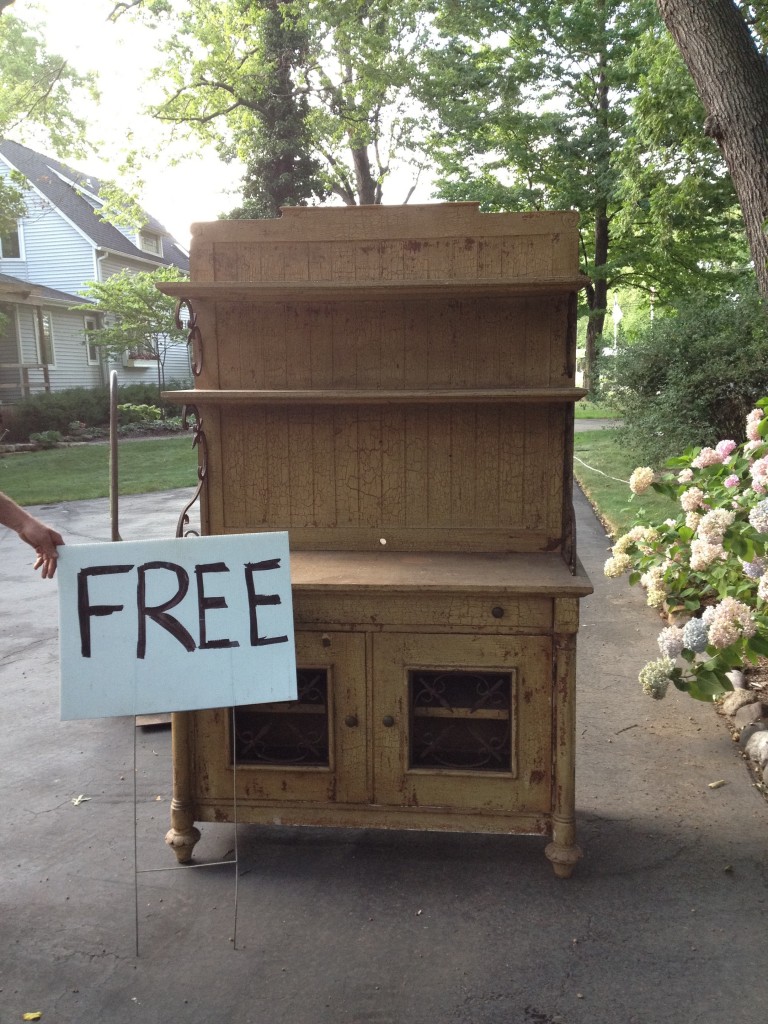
[724,474,740,487]
[750,456,768,489]
[691,447,721,469]
[677,468,694,484]
[715,439,737,460]
[747,408,764,441]
[707,597,756,648]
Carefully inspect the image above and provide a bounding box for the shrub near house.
[605,402,768,702]
[3,383,187,442]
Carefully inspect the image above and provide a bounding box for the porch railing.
[0,362,51,398]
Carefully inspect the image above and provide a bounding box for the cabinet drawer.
[293,592,552,631]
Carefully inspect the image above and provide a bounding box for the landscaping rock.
[733,702,768,730]
[737,721,768,750]
[720,689,760,716]
[745,730,768,770]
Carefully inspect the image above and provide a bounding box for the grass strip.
[574,429,677,537]
[574,400,619,419]
[0,436,197,506]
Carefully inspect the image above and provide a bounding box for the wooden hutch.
[159,203,592,878]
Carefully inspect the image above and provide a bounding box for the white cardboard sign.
[58,532,296,721]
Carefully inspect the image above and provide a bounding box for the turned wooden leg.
[545,625,582,878]
[165,711,201,864]
[545,818,582,879]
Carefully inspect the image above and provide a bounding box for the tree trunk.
[585,205,609,394]
[584,42,611,395]
[657,0,768,298]
[351,145,378,205]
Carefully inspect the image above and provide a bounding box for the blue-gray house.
[0,140,191,405]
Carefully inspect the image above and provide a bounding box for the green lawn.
[574,429,677,536]
[574,400,619,419]
[0,436,198,506]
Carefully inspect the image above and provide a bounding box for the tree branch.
[6,60,70,134]
[109,1,144,21]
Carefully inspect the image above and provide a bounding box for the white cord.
[574,455,630,485]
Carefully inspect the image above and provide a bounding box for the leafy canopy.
[0,11,97,231]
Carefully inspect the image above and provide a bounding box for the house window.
[0,225,21,259]
[138,231,162,256]
[84,316,100,365]
[35,309,54,365]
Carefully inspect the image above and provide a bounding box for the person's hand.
[18,519,64,579]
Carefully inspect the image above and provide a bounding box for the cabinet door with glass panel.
[372,633,554,816]
[194,632,368,808]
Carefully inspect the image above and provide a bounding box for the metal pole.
[109,370,121,542]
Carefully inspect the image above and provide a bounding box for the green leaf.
[747,634,768,657]
[687,676,729,701]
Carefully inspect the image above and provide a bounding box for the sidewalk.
[1,486,765,1024]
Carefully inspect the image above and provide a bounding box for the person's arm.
[0,492,64,578]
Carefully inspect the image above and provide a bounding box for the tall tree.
[118,0,431,208]
[656,0,768,298]
[422,0,745,389]
[226,1,326,219]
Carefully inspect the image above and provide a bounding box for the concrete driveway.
[0,486,765,1024]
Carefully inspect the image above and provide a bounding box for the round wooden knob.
[491,606,505,619]
[344,714,358,728]
[382,715,395,727]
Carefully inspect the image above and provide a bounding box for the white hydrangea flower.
[639,565,665,606]
[604,554,633,578]
[629,467,654,495]
[639,657,675,699]
[680,487,706,512]
[689,539,726,572]
[697,508,735,544]
[657,626,685,659]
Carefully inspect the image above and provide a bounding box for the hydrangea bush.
[605,400,768,702]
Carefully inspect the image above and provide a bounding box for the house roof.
[0,140,190,274]
[0,271,89,307]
